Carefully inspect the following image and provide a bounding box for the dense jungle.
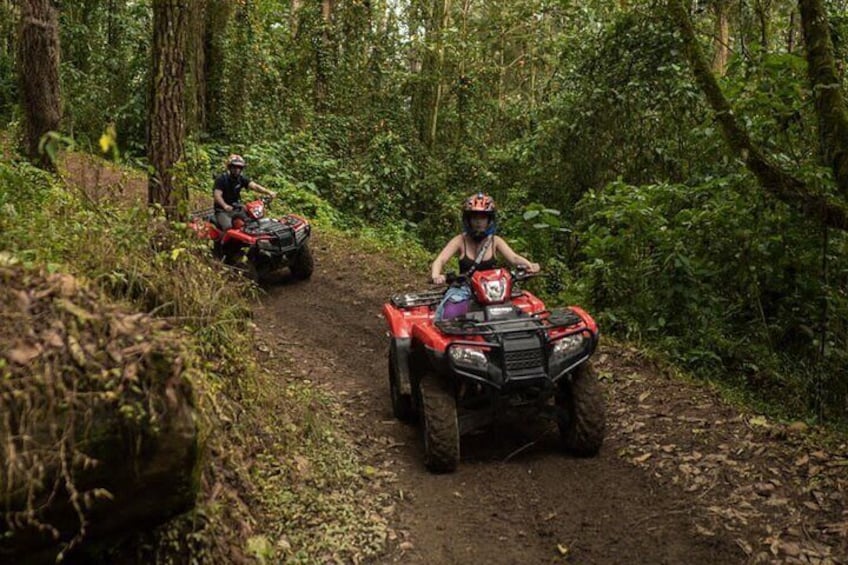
[1,0,847,563]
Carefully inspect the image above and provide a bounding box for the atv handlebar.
[229,194,274,211]
[441,266,539,287]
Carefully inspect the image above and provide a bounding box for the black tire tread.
[290,244,314,280]
[389,345,414,422]
[559,362,606,456]
[419,376,459,473]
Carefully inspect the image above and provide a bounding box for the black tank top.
[458,236,498,273]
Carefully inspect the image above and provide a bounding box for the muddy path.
[255,234,847,565]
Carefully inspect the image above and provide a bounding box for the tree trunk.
[667,0,848,231]
[754,0,771,50]
[313,0,334,112]
[428,0,450,147]
[413,0,450,148]
[798,0,848,200]
[17,0,62,171]
[148,0,189,220]
[183,0,207,135]
[711,0,730,75]
[203,0,233,137]
[291,0,302,36]
[788,9,797,53]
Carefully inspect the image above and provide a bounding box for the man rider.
[213,154,277,230]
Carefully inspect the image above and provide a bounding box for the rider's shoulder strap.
[472,235,493,269]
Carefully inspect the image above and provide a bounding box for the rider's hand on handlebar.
[267,190,277,201]
[521,262,541,274]
[224,204,234,212]
[432,273,446,285]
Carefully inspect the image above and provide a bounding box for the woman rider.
[430,192,540,320]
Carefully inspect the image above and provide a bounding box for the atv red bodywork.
[383,267,605,472]
[189,197,313,281]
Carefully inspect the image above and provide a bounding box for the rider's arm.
[495,236,540,273]
[430,235,463,283]
[213,189,232,211]
[248,180,276,198]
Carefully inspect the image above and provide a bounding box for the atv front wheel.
[289,244,314,280]
[557,361,605,456]
[389,344,414,422]
[418,374,459,473]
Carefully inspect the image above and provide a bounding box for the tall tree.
[148,0,189,219]
[203,0,234,137]
[314,0,335,111]
[799,0,848,199]
[17,0,62,170]
[711,0,730,75]
[410,0,451,148]
[186,0,208,134]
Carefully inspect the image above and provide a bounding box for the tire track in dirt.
[256,235,744,564]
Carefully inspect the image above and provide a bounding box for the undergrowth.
[0,152,393,563]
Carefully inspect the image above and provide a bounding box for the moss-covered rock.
[0,264,200,563]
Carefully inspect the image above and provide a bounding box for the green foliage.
[0,51,17,123]
[575,178,848,418]
[0,157,253,385]
[58,1,152,152]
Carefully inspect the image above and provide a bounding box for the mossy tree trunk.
[799,0,848,200]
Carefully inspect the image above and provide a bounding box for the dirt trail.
[253,233,847,565]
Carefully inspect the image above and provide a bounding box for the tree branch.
[667,0,848,231]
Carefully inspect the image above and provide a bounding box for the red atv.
[383,267,605,472]
[190,197,313,282]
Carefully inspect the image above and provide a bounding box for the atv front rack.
[435,307,583,336]
[391,290,444,308]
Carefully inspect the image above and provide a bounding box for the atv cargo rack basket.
[435,307,583,336]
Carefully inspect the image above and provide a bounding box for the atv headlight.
[449,346,488,370]
[481,277,507,302]
[551,334,584,361]
[258,240,275,251]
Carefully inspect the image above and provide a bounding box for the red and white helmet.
[462,192,497,240]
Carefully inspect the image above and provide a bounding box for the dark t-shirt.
[213,172,251,210]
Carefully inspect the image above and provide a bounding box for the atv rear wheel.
[418,374,460,473]
[389,344,414,422]
[557,361,605,456]
[213,241,225,260]
[289,244,314,280]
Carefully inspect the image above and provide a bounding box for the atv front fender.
[382,303,413,338]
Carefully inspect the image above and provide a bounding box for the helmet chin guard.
[465,222,497,241]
